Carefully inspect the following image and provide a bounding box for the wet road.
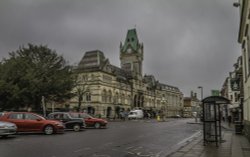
[0,118,201,157]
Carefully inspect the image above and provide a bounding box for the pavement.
[167,122,250,157]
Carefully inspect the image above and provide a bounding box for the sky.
[0,0,241,98]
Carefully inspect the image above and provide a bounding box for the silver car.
[0,121,17,137]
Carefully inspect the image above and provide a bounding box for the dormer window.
[131,38,134,41]
[233,82,238,90]
[127,39,130,42]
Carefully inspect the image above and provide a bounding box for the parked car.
[0,121,17,137]
[69,112,108,129]
[128,110,144,119]
[0,112,64,135]
[47,112,85,131]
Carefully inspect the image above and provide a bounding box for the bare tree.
[75,85,86,112]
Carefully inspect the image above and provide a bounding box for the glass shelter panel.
[202,96,230,147]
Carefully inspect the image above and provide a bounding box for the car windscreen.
[129,112,137,115]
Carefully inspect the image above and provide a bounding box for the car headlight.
[55,123,64,127]
[0,125,16,129]
[10,125,17,129]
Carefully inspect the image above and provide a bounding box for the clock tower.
[120,28,144,77]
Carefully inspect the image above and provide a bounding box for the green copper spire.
[120,28,144,77]
[121,28,139,52]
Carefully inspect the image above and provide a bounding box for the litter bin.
[235,121,243,134]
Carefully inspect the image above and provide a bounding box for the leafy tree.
[0,44,75,110]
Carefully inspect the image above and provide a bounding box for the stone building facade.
[69,29,183,118]
[183,92,200,118]
[237,0,250,141]
[221,56,243,122]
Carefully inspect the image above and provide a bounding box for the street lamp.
[197,86,203,122]
[233,2,240,7]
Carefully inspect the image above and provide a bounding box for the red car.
[0,112,64,135]
[69,112,108,129]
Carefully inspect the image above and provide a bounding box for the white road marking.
[131,146,143,151]
[126,151,135,154]
[126,146,134,150]
[136,152,151,156]
[74,149,83,153]
[92,154,110,157]
[155,151,163,157]
[177,130,202,145]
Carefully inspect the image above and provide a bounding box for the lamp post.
[41,96,46,117]
[161,98,166,120]
[197,86,203,122]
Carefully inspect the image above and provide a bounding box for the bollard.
[157,115,161,121]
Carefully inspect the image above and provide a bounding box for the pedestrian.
[119,111,125,121]
[144,111,148,119]
[124,111,128,120]
[147,112,151,119]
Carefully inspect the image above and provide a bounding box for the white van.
[128,110,144,119]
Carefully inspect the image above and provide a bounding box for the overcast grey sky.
[0,0,241,98]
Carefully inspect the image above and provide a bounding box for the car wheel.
[94,123,101,129]
[44,125,54,135]
[73,124,81,132]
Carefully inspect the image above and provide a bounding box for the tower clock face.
[127,48,132,53]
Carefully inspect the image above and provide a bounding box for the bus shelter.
[202,96,230,147]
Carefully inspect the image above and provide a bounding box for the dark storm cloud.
[0,0,241,97]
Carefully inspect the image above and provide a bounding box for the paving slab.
[167,122,250,157]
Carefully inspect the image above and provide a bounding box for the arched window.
[102,89,107,103]
[121,93,125,104]
[141,96,144,107]
[128,95,131,105]
[137,95,141,107]
[86,92,91,102]
[114,92,119,104]
[108,90,112,103]
[144,98,147,106]
[134,95,137,107]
